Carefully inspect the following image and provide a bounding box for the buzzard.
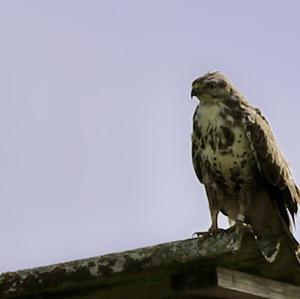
[191,72,300,245]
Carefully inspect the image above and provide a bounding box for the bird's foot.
[229,221,253,234]
[193,227,225,240]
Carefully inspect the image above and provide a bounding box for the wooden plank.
[216,267,300,299]
[171,267,300,299]
[3,229,300,298]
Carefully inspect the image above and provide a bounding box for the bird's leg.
[207,186,221,234]
[236,192,247,226]
[234,184,253,233]
[209,210,219,232]
[194,183,223,238]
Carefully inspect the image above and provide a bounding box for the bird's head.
[191,71,233,102]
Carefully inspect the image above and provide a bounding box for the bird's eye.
[207,81,217,88]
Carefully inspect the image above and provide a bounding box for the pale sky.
[1,1,300,273]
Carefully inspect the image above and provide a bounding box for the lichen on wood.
[1,228,299,298]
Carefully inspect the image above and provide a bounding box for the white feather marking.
[195,101,257,181]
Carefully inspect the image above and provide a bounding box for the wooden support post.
[171,267,300,299]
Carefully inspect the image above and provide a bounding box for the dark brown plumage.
[191,72,300,245]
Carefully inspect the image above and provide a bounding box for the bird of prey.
[191,71,300,245]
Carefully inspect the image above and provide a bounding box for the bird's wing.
[192,107,204,184]
[242,103,300,221]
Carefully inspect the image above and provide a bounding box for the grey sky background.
[1,1,300,273]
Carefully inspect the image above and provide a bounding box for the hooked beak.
[191,88,196,98]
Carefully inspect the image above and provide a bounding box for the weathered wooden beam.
[1,229,299,298]
[172,267,300,299]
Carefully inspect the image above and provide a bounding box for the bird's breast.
[194,104,258,185]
